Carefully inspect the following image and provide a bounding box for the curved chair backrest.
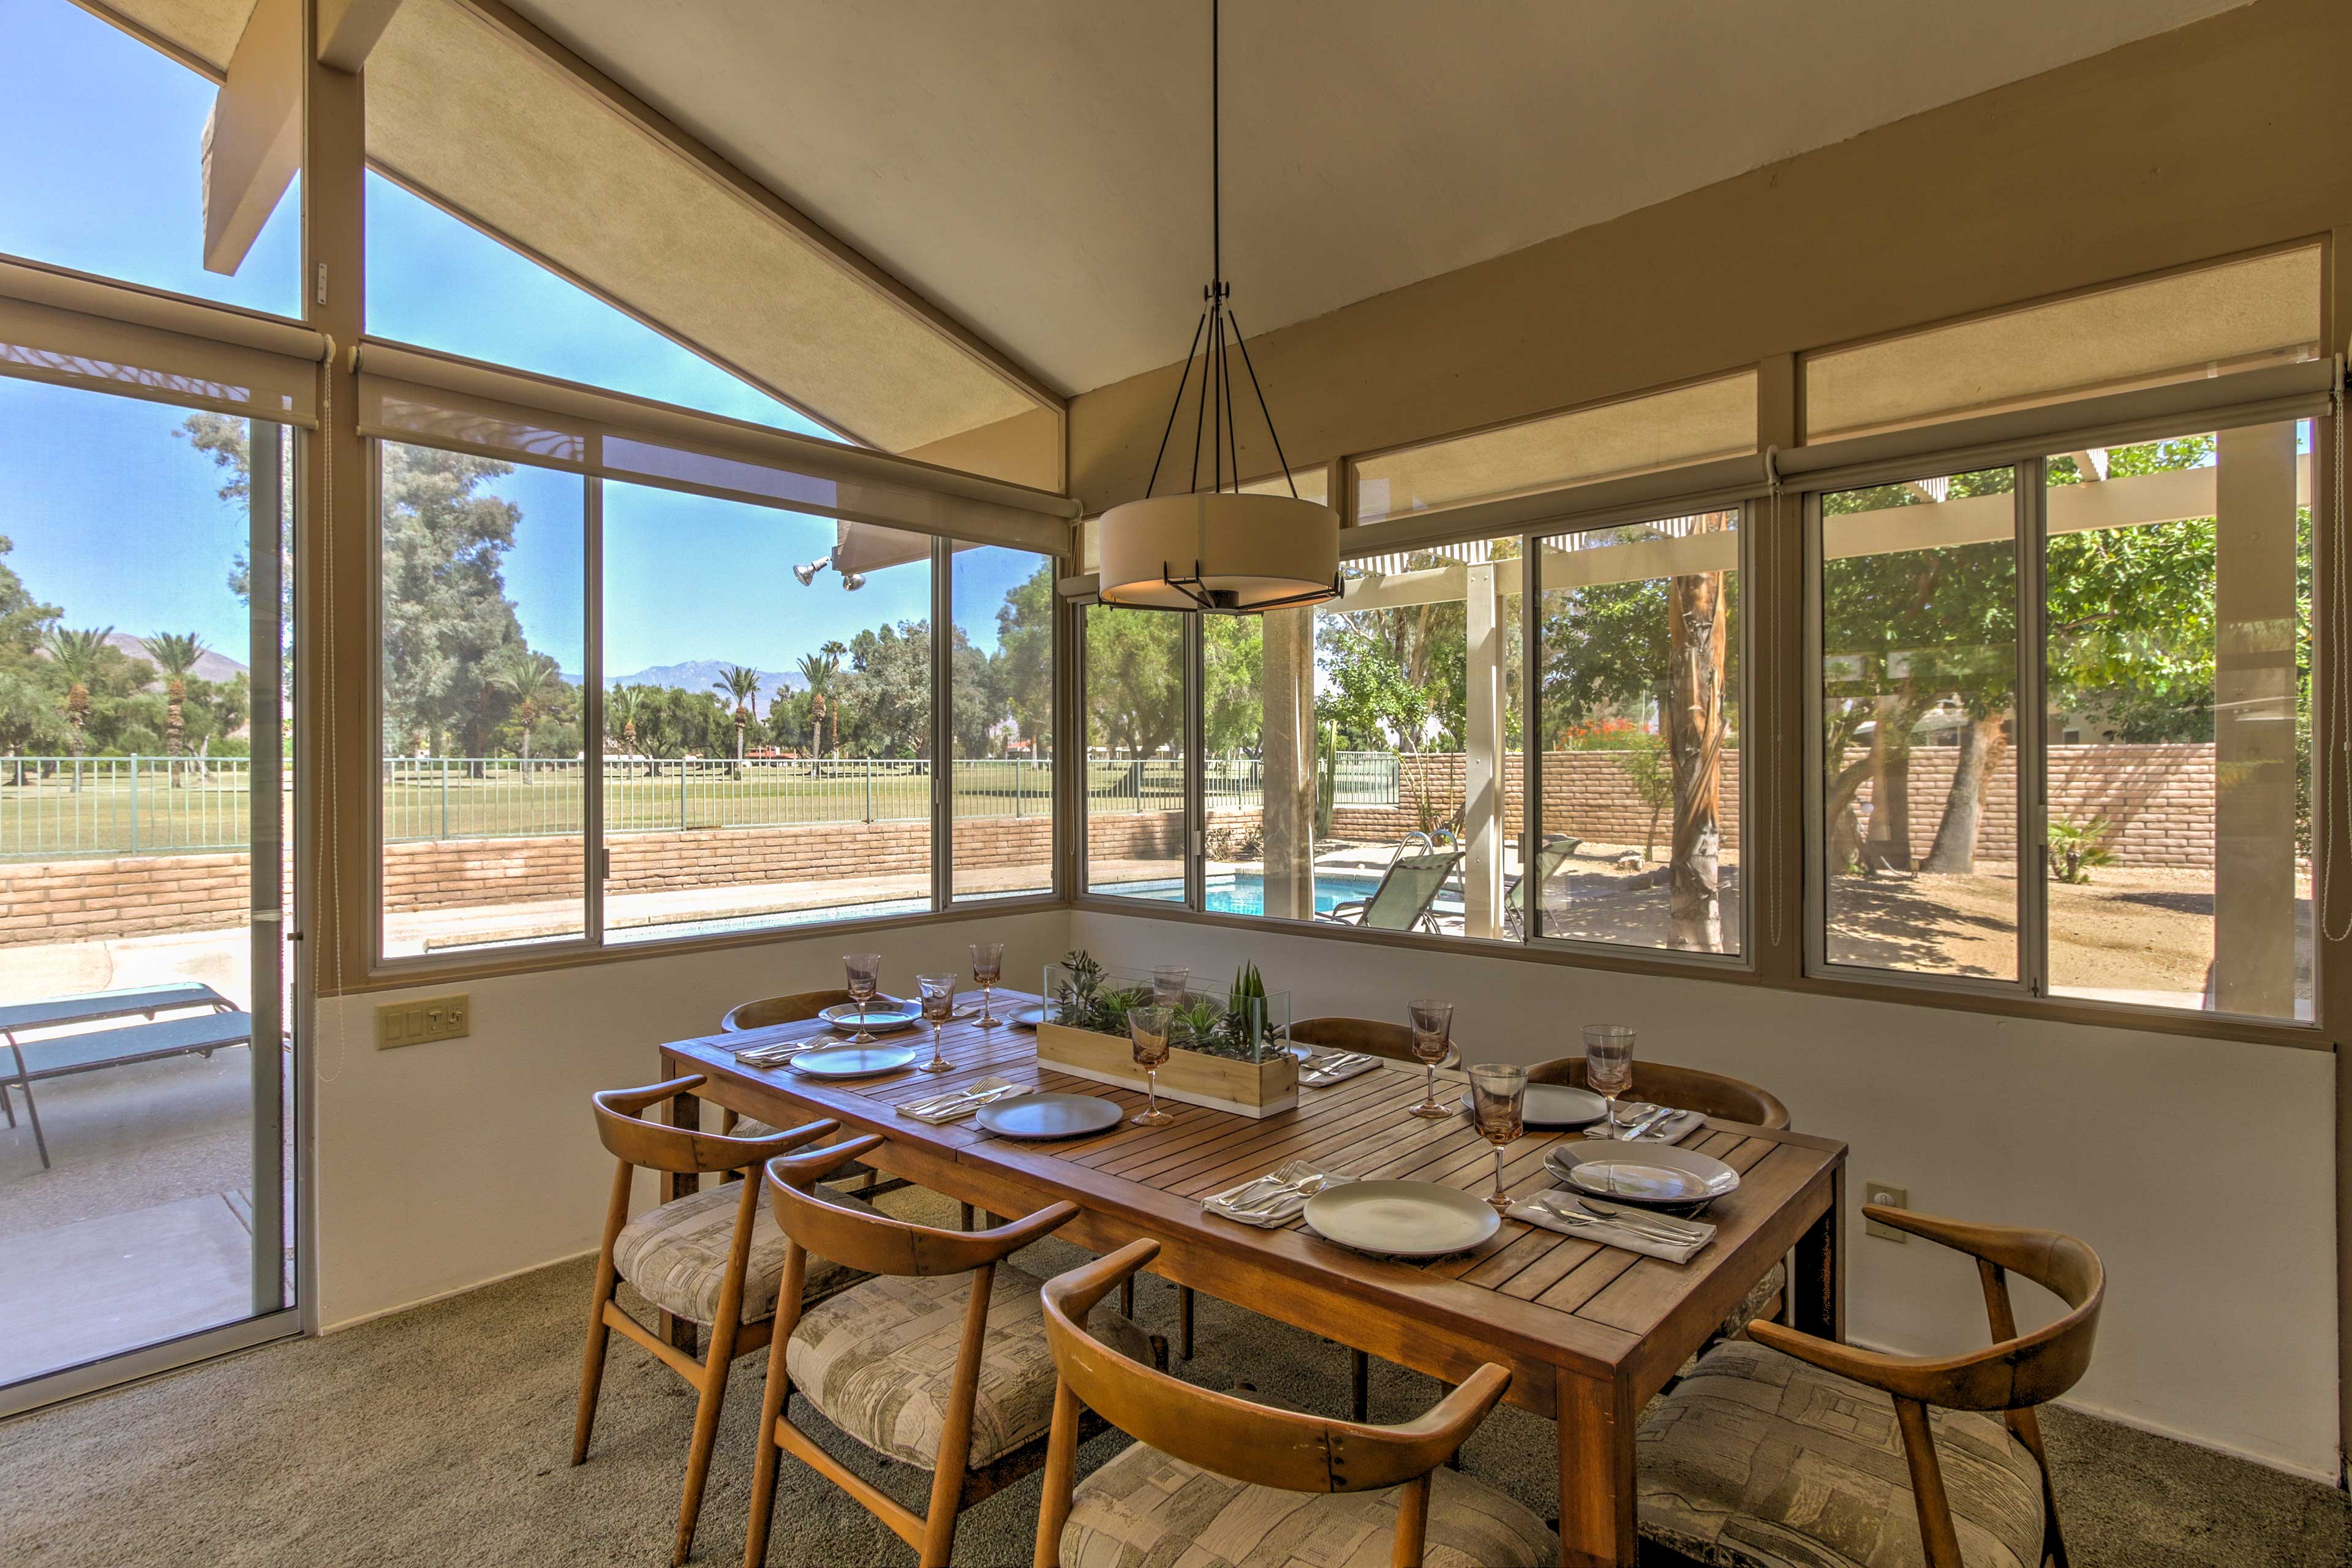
[1038,1240,1509,1496]
[763,1134,1077,1278]
[721,989,857,1033]
[1528,1055,1789,1129]
[590,1074,838,1174]
[1289,1016,1417,1063]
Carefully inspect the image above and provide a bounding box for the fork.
[1577,1197,1707,1240]
[1227,1173,1329,1213]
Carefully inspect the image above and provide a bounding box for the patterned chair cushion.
[729,1118,876,1180]
[1636,1340,2046,1568]
[786,1265,1153,1471]
[1060,1442,1555,1568]
[612,1182,870,1327]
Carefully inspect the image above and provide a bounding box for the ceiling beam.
[318,0,404,72]
[203,0,304,276]
[453,0,1065,420]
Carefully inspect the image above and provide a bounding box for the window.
[1815,467,2022,981]
[1803,248,2323,442]
[1534,510,1743,953]
[1352,374,1755,525]
[2041,422,2312,1020]
[378,445,587,958]
[950,546,1055,902]
[601,496,934,944]
[0,1,299,315]
[1082,605,1185,901]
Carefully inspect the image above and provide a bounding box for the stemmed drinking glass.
[1584,1025,1636,1139]
[1405,1000,1455,1118]
[1129,1005,1175,1126]
[843,952,883,1043]
[969,941,1005,1027]
[1467,1063,1529,1214]
[916,973,956,1074]
[1152,965,1191,1007]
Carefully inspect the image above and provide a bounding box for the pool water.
[1090,871,1464,919]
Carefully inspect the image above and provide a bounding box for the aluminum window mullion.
[1520,532,1540,946]
[1184,613,1205,911]
[1800,491,1828,978]
[584,477,605,944]
[2016,461,2050,998]
[931,537,952,911]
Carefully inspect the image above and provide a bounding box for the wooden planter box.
[1036,1020,1298,1118]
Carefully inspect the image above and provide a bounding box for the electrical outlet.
[376,993,472,1049]
[1864,1182,1909,1241]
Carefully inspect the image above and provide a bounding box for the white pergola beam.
[202,0,303,276]
[318,0,404,72]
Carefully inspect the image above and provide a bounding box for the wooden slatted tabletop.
[660,991,1845,1568]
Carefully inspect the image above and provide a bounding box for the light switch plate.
[377,993,471,1049]
[1864,1182,1908,1241]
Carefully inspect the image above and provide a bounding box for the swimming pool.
[1088,870,1464,919]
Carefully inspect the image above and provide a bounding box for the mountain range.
[102,632,252,685]
[601,660,807,712]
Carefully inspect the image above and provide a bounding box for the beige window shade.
[1803,247,2324,443]
[1352,372,1757,526]
[0,254,325,426]
[355,339,1079,556]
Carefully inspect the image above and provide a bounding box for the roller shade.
[1779,357,2342,495]
[355,339,1079,556]
[0,254,326,426]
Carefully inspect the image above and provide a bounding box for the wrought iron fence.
[0,749,1400,858]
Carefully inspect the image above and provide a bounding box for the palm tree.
[146,631,208,786]
[713,665,763,774]
[607,682,643,753]
[796,651,840,759]
[484,644,564,775]
[43,626,111,790]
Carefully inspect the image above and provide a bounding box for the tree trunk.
[1920,712,2010,873]
[1667,536,1728,951]
[1860,691,1917,872]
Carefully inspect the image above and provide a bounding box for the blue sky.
[0,0,1036,677]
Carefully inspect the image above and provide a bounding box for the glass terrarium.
[1041,952,1290,1063]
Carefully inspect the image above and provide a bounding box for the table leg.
[662,1080,701,1357]
[1792,1164,1846,1341]
[1555,1370,1637,1567]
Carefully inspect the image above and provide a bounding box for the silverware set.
[1216,1170,1333,1215]
[1529,1191,1710,1246]
[1612,1103,1693,1140]
[903,1082,1020,1119]
[733,1037,825,1066]
[1299,1050,1376,1078]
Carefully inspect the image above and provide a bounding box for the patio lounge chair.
[1504,834,1583,938]
[0,983,251,1170]
[1317,848,1462,933]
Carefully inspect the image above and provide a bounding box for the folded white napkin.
[1507,1190,1713,1263]
[897,1076,1022,1125]
[1203,1158,1357,1228]
[1295,1047,1382,1088]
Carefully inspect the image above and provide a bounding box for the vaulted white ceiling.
[506,0,2252,398]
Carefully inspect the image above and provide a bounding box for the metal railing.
[0,749,1400,858]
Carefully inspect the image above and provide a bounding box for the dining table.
[657,990,1846,1568]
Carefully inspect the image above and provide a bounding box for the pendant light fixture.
[1095,0,1340,613]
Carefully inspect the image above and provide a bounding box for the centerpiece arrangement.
[1038,951,1297,1117]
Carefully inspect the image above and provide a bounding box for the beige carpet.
[4,1188,2346,1567]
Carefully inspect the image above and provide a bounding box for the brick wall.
[1325,752,1747,854]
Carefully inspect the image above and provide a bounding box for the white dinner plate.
[1006,1005,1049,1031]
[1547,1140,1740,1205]
[787,1044,920,1079]
[819,1001,921,1033]
[974,1092,1123,1140]
[1459,1082,1606,1128]
[1303,1180,1500,1258]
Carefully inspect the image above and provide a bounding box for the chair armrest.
[962,1199,1083,1265]
[720,1117,840,1162]
[594,1073,707,1119]
[1048,1237,1159,1321]
[771,1129,883,1185]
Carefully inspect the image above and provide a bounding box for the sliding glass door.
[0,379,297,1406]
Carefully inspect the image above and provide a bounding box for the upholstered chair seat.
[729,1116,880,1182]
[1059,1442,1555,1568]
[611,1182,873,1327]
[1636,1340,2047,1568]
[787,1264,1153,1471]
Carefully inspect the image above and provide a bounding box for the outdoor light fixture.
[792,556,829,587]
[1095,0,1339,614]
[840,571,867,590]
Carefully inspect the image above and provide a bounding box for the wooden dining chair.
[573,1076,873,1567]
[745,1134,1163,1568]
[1031,1239,1558,1568]
[1635,1206,2104,1568]
[1292,1015,1461,1419]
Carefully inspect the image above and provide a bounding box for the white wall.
[1071,908,2340,1481]
[306,900,2339,1482]
[310,908,1067,1332]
